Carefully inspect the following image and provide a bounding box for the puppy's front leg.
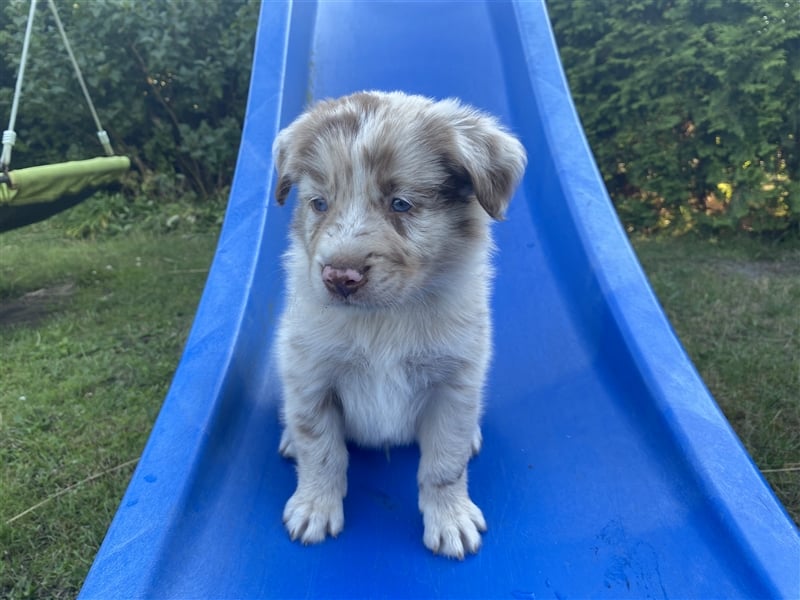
[282,390,348,545]
[417,385,486,559]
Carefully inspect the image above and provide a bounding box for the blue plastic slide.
[80,1,799,597]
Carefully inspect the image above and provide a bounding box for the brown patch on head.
[273,95,369,204]
[450,211,482,242]
[362,143,398,192]
[438,162,474,202]
[346,91,384,116]
[435,190,484,243]
[318,110,361,144]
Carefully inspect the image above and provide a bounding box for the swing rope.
[1,0,116,172]
[46,0,115,157]
[0,0,37,170]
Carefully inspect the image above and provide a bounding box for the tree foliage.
[0,0,258,202]
[549,0,800,234]
[2,0,798,235]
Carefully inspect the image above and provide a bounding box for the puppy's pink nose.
[322,265,366,298]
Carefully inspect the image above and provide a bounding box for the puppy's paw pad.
[283,490,344,544]
[422,497,486,559]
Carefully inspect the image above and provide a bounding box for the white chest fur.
[277,286,490,448]
[334,352,422,446]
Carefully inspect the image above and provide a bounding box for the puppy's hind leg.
[282,390,348,545]
[417,384,486,559]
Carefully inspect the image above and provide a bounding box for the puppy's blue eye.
[391,197,412,213]
[310,197,328,212]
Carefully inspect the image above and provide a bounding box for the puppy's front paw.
[421,492,487,559]
[283,488,344,544]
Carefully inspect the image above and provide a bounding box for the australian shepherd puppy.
[272,91,526,558]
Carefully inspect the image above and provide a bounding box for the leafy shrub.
[0,0,258,206]
[549,0,800,235]
[50,185,226,239]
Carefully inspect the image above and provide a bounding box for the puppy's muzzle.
[322,264,367,298]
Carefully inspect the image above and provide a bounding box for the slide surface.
[80,2,799,598]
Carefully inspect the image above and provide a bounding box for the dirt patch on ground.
[0,282,76,328]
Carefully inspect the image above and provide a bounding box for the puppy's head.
[273,91,526,307]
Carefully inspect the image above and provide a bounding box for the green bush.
[4,1,797,236]
[549,0,800,235]
[0,0,258,204]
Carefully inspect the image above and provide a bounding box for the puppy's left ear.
[440,102,527,220]
[272,126,294,206]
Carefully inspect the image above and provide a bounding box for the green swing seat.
[0,156,130,232]
[2,0,132,233]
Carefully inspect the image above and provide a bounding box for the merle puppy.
[272,91,526,558]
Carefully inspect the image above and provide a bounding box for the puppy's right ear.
[272,128,294,206]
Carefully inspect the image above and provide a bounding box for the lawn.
[633,236,800,524]
[0,222,218,598]
[0,220,797,597]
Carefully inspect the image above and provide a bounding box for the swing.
[0,0,130,233]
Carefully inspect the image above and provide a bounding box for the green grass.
[0,219,797,597]
[633,235,800,524]
[0,223,217,599]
